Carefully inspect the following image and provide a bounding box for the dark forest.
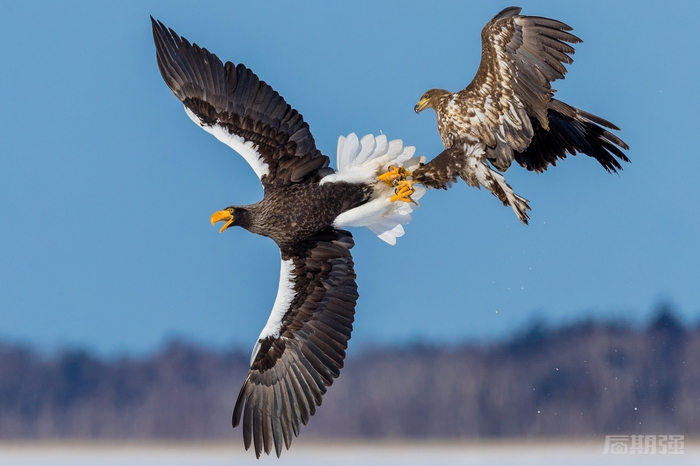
[1,309,695,440]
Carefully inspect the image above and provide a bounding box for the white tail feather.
[355,134,378,166]
[328,133,425,245]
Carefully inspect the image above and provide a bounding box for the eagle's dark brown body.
[232,182,372,249]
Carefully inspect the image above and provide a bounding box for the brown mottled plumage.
[414,6,629,223]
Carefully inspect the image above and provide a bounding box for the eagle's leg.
[390,180,418,204]
[411,144,465,190]
[378,165,413,187]
[473,160,530,224]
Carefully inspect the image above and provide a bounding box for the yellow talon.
[378,165,401,186]
[390,180,418,204]
[378,166,413,186]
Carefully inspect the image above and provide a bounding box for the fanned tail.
[515,99,630,173]
[327,133,426,245]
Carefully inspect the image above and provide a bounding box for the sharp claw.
[389,180,418,205]
[378,165,400,186]
[390,194,415,203]
[378,166,415,187]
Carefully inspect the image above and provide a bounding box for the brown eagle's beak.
[414,97,429,114]
[210,210,234,233]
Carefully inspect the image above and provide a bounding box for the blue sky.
[1,0,699,356]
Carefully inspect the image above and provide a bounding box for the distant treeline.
[0,309,697,439]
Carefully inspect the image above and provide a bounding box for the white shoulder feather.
[250,257,296,366]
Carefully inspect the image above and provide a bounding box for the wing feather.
[447,7,581,170]
[287,355,313,420]
[241,385,253,448]
[271,383,284,454]
[277,377,295,440]
[290,348,323,408]
[232,229,357,458]
[151,18,331,187]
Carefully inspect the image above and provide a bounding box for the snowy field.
[0,440,697,466]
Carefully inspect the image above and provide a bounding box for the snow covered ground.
[0,440,697,465]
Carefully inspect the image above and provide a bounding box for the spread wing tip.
[151,18,330,186]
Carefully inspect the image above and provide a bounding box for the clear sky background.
[1,0,698,356]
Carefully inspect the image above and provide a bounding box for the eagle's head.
[210,206,250,233]
[414,89,451,114]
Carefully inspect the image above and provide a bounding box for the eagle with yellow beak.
[411,6,629,223]
[152,18,424,458]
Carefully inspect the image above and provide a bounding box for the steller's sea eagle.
[151,18,424,458]
[405,6,630,223]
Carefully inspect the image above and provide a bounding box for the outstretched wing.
[151,18,332,187]
[453,6,581,170]
[233,229,357,458]
[514,99,630,173]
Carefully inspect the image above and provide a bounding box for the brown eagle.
[410,6,629,223]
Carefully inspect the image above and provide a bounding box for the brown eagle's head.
[414,89,451,114]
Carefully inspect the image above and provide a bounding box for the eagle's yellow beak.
[414,97,430,114]
[210,210,234,233]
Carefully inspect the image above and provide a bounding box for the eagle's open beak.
[414,97,429,114]
[210,210,234,233]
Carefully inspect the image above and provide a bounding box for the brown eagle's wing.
[232,229,357,458]
[152,18,332,188]
[454,7,581,170]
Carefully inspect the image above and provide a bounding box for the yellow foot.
[390,180,418,204]
[378,165,413,186]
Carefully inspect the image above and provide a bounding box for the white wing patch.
[325,133,426,245]
[184,106,270,181]
[250,257,296,366]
